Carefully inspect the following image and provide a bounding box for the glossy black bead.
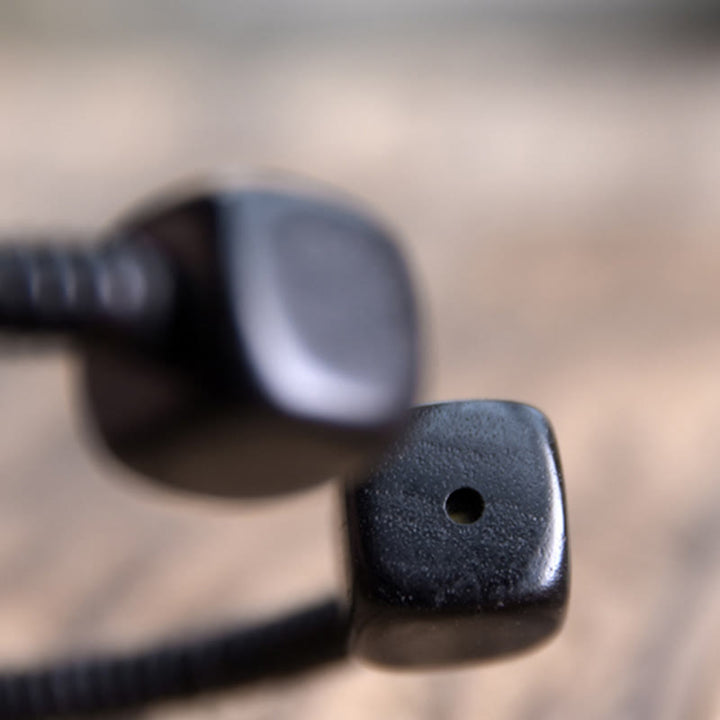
[344,400,568,667]
[83,185,418,498]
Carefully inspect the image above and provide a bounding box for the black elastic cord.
[0,599,348,719]
[0,240,175,342]
[0,243,349,717]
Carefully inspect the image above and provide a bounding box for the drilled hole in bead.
[445,487,485,524]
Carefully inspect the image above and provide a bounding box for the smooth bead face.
[344,401,569,668]
[222,190,418,430]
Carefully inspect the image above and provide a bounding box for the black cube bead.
[344,400,569,668]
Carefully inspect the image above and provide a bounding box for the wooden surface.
[0,13,719,719]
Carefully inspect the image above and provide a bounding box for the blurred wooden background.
[0,5,719,719]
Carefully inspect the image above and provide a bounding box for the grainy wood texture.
[0,9,719,719]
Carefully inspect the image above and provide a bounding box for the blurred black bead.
[84,185,418,498]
